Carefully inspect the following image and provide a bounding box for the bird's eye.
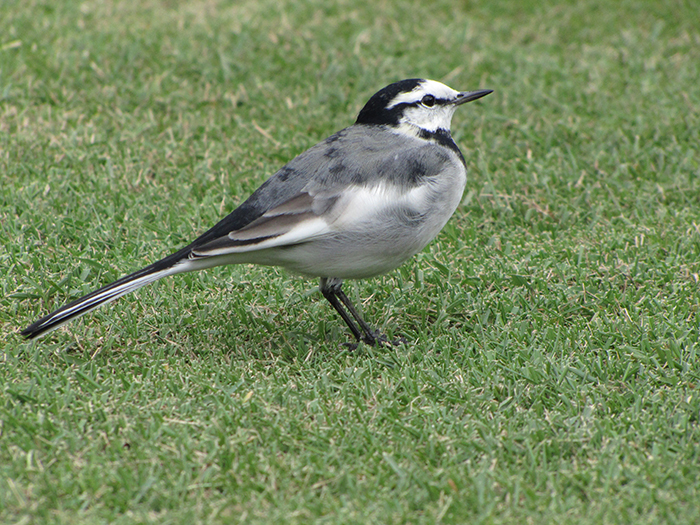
[421,95,436,107]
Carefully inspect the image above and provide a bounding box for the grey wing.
[189,125,453,258]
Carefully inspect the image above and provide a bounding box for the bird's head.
[356,78,492,136]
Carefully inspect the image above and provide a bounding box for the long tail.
[20,192,267,340]
[20,249,192,340]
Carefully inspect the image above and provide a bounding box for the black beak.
[453,89,493,106]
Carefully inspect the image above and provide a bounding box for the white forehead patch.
[386,80,460,109]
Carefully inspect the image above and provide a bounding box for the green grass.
[2,0,700,522]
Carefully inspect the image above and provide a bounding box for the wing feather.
[186,126,451,259]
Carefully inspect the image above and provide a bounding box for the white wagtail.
[21,79,492,345]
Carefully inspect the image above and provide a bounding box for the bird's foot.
[342,330,408,350]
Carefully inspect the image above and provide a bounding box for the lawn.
[2,0,699,523]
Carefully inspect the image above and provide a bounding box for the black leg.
[321,284,366,343]
[334,287,378,344]
[319,277,378,346]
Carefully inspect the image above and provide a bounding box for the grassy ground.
[2,0,700,523]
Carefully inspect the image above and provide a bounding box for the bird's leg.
[320,286,366,343]
[319,277,378,346]
[334,287,379,345]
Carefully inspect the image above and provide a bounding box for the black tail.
[20,191,265,340]
[20,249,189,340]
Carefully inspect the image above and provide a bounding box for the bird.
[20,78,492,346]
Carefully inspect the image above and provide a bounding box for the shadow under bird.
[21,78,492,346]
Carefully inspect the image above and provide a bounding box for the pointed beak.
[453,89,493,106]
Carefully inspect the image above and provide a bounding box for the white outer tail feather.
[26,267,177,339]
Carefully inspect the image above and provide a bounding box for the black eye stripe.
[394,97,450,110]
[416,95,452,108]
[398,96,451,110]
[356,84,451,126]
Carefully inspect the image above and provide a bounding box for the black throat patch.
[419,128,465,165]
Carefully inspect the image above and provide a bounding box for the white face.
[386,80,461,133]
